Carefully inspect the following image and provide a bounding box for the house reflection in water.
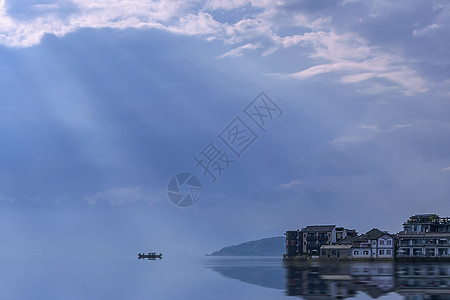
[397,264,450,300]
[285,262,395,298]
[285,261,450,299]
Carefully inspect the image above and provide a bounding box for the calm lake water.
[2,255,450,299]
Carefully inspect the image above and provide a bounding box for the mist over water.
[3,254,449,299]
[2,1,450,299]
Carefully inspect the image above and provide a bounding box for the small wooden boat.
[138,252,162,259]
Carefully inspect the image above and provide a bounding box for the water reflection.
[286,261,450,299]
[396,264,450,300]
[205,257,285,290]
[286,261,395,298]
[207,257,450,299]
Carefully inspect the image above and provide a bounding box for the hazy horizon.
[1,0,450,265]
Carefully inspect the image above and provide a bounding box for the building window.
[380,240,385,245]
[380,250,385,255]
[363,251,369,255]
[372,241,376,246]
[387,240,391,246]
[386,250,391,256]
[354,250,359,256]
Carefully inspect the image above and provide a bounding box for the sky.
[1,0,450,258]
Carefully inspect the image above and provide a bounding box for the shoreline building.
[285,225,357,257]
[303,225,336,255]
[398,214,450,258]
[361,228,395,259]
[320,229,395,260]
[285,213,450,260]
[285,230,302,257]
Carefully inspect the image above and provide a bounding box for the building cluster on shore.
[285,214,450,260]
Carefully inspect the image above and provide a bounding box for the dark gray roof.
[337,236,367,245]
[412,214,438,219]
[363,228,382,239]
[302,225,335,232]
[361,286,389,298]
[363,228,394,240]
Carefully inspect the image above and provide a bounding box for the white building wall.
[377,236,394,258]
[331,228,336,243]
[351,248,372,258]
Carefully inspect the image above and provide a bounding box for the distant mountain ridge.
[208,237,285,256]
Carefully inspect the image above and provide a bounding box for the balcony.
[306,234,317,241]
[412,241,425,246]
[399,240,412,246]
[397,251,450,258]
[317,235,328,241]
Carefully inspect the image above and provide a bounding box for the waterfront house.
[336,227,357,240]
[361,228,395,259]
[302,225,336,255]
[340,236,372,259]
[320,244,353,259]
[397,214,450,258]
[285,230,302,257]
[320,236,368,259]
[285,213,450,260]
[285,225,356,257]
[319,230,395,260]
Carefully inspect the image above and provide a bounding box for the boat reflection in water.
[286,261,450,299]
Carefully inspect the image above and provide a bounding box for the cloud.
[0,0,432,95]
[390,124,413,130]
[285,33,428,95]
[0,195,15,202]
[0,0,186,47]
[442,167,450,173]
[413,24,440,37]
[329,135,365,150]
[168,12,229,37]
[86,187,163,206]
[217,43,261,58]
[279,179,302,190]
[330,123,413,150]
[358,124,413,132]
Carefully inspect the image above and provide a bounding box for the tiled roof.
[302,225,335,232]
[363,228,393,239]
[320,244,352,249]
[338,236,367,244]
